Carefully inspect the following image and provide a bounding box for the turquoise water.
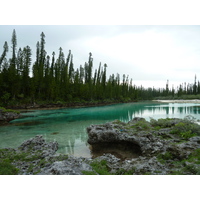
[1,101,200,158]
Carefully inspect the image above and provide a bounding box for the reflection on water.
[0,101,200,158]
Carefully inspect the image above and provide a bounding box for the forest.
[0,30,200,107]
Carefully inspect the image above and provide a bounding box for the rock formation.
[1,117,200,175]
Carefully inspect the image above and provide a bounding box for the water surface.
[1,101,200,158]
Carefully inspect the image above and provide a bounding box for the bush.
[150,118,175,128]
[132,120,151,131]
[82,160,112,175]
[170,122,197,139]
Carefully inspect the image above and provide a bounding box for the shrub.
[170,122,196,139]
[132,120,151,131]
[90,160,111,175]
[170,116,200,139]
[150,118,175,128]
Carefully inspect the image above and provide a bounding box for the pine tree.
[0,42,9,68]
[193,75,197,95]
[10,29,17,69]
[8,29,18,98]
[22,46,32,97]
[32,42,39,99]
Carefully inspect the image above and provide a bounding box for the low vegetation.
[82,159,136,175]
[157,149,200,175]
[0,107,20,114]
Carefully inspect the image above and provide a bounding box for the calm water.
[1,101,200,158]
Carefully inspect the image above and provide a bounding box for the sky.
[1,25,200,89]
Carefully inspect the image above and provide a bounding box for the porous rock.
[18,135,58,158]
[38,156,93,175]
[87,118,169,157]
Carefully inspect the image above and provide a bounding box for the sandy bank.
[153,99,200,104]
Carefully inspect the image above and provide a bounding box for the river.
[1,101,200,157]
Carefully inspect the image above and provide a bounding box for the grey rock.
[39,156,93,175]
[18,135,58,158]
[0,109,20,124]
[87,120,168,157]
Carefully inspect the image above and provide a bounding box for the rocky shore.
[5,100,131,110]
[1,117,200,175]
[0,108,20,125]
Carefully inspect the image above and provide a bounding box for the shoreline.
[153,99,200,103]
[1,117,200,175]
[4,99,200,112]
[5,100,138,111]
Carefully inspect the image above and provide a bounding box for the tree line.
[0,30,199,107]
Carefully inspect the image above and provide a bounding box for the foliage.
[169,116,200,139]
[157,152,174,164]
[82,160,136,175]
[0,159,19,175]
[2,30,200,107]
[82,171,97,175]
[114,167,136,175]
[89,160,111,175]
[150,117,176,128]
[170,123,197,139]
[149,116,200,139]
[131,120,151,131]
[0,107,20,114]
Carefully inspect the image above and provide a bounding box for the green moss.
[83,160,137,175]
[27,164,35,173]
[186,148,200,164]
[82,171,97,175]
[49,154,69,163]
[33,170,41,175]
[90,160,112,175]
[0,159,19,175]
[143,172,152,175]
[114,167,136,175]
[157,151,174,164]
[169,170,183,175]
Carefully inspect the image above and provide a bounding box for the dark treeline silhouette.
[0,30,199,107]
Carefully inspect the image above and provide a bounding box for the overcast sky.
[1,25,200,89]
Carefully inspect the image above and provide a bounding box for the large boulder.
[87,118,169,158]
